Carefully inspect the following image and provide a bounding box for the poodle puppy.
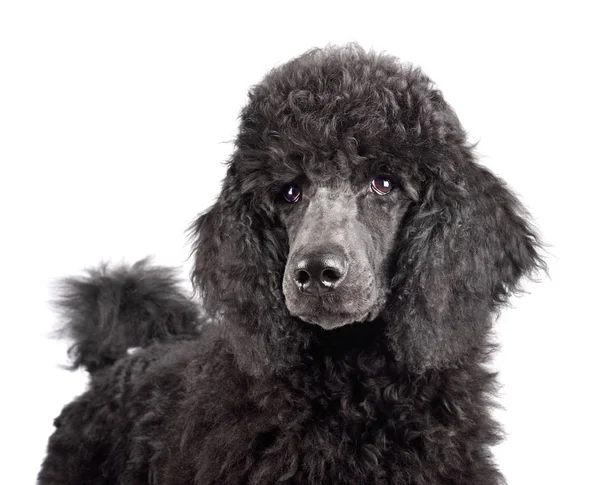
[39,45,543,485]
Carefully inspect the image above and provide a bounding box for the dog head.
[191,46,543,373]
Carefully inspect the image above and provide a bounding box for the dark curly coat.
[39,46,543,485]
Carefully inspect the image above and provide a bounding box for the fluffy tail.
[55,259,201,373]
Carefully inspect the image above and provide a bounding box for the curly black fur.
[56,259,202,372]
[39,45,544,485]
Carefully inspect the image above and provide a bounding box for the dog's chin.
[285,291,387,331]
[293,309,377,330]
[284,281,388,330]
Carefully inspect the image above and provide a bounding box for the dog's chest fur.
[152,338,500,485]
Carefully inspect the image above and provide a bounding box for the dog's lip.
[294,290,338,300]
[294,309,373,329]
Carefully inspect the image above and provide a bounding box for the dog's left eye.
[370,176,394,195]
[283,183,302,203]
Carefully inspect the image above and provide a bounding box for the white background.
[1,1,598,484]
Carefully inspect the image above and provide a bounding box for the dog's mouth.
[295,309,372,330]
[288,293,385,330]
[283,274,386,330]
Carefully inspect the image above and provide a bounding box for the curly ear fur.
[190,167,310,374]
[387,145,544,370]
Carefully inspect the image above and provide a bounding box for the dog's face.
[280,174,414,329]
[192,46,542,372]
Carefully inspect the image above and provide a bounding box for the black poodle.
[39,45,543,484]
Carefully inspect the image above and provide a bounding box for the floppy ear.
[386,148,544,371]
[190,164,306,375]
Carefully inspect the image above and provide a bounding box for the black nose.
[292,251,348,294]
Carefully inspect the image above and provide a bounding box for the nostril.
[294,269,310,285]
[321,268,341,285]
[292,251,347,293]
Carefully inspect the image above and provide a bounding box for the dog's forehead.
[231,49,466,199]
[256,149,383,188]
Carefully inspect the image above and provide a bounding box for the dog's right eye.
[370,175,394,195]
[283,184,302,203]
